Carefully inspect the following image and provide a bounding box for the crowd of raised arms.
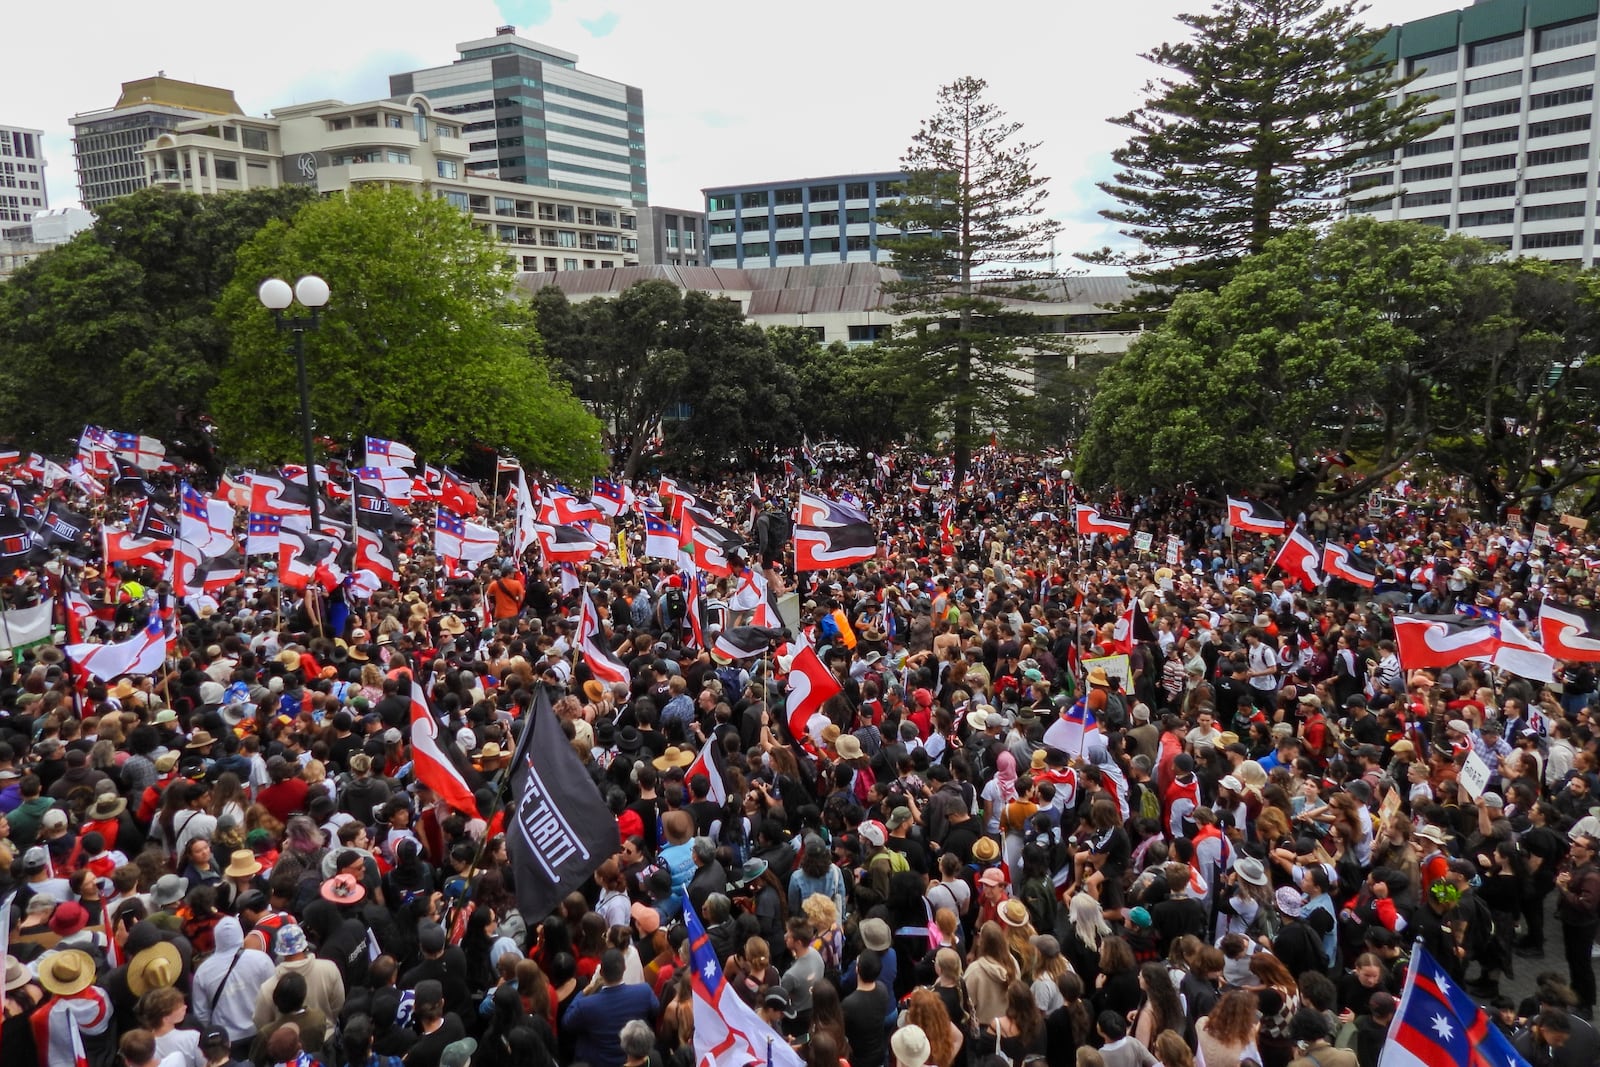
[0,446,1598,1067]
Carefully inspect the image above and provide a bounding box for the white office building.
[1356,0,1600,265]
[0,124,48,224]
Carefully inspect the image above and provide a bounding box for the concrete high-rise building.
[390,28,646,206]
[70,76,243,209]
[702,172,905,268]
[0,125,47,224]
[1357,0,1600,265]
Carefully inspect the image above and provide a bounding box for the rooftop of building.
[703,171,907,195]
[514,262,1134,315]
[109,76,242,116]
[457,28,579,66]
[1374,0,1595,61]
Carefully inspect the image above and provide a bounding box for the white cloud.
[16,0,1451,266]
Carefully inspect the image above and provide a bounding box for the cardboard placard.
[1083,654,1131,689]
[1134,532,1153,552]
[1457,750,1491,801]
[1166,535,1182,565]
[1534,523,1551,546]
[1561,514,1589,531]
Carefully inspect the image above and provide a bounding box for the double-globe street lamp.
[257,275,330,535]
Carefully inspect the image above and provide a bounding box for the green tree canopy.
[213,185,601,477]
[876,76,1066,477]
[1082,0,1437,305]
[1078,217,1512,500]
[0,186,315,458]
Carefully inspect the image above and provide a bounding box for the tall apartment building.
[1357,0,1600,264]
[390,28,646,206]
[141,94,639,272]
[70,76,243,210]
[0,125,47,224]
[702,172,904,268]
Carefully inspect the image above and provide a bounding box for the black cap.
[418,922,447,954]
[236,890,268,913]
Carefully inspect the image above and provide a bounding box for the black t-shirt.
[890,834,929,875]
[405,1013,466,1067]
[941,820,982,865]
[841,984,891,1067]
[1095,825,1132,878]
[375,694,410,729]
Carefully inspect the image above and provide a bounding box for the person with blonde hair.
[801,892,843,974]
[1063,892,1110,988]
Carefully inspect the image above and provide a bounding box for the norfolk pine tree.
[1082,0,1439,304]
[877,76,1063,479]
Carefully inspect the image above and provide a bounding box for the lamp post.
[258,275,330,536]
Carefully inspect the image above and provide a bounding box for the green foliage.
[1083,0,1439,305]
[213,186,602,478]
[534,283,924,474]
[1078,218,1510,495]
[877,76,1067,476]
[0,186,316,453]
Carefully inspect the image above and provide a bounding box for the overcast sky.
[13,0,1451,260]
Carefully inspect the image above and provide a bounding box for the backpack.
[716,666,745,694]
[1135,782,1161,823]
[664,587,687,624]
[873,848,911,876]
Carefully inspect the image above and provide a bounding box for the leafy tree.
[1082,0,1437,304]
[877,76,1064,478]
[1425,259,1600,517]
[1077,217,1508,500]
[790,338,933,456]
[213,186,601,477]
[0,186,315,455]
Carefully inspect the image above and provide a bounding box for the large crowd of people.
[1,450,1598,1067]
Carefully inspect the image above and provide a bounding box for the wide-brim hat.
[652,746,695,771]
[1416,824,1451,846]
[38,949,98,997]
[1087,667,1111,687]
[1234,857,1268,886]
[999,898,1030,928]
[225,850,263,879]
[87,794,127,821]
[472,742,504,764]
[276,649,302,670]
[186,730,217,750]
[617,727,642,754]
[972,836,1000,863]
[127,942,183,997]
[3,956,30,992]
[320,873,367,905]
[439,615,466,635]
[835,735,865,761]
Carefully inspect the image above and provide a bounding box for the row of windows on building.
[1396,111,1592,159]
[708,207,878,234]
[492,225,625,251]
[519,255,621,271]
[1407,50,1597,100]
[707,182,894,212]
[0,132,39,158]
[1409,15,1599,80]
[708,236,875,260]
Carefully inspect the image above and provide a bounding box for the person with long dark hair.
[1131,961,1187,1047]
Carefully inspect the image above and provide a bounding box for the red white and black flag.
[713,625,786,662]
[793,523,877,572]
[780,641,842,743]
[1322,542,1377,589]
[1074,504,1132,537]
[1270,525,1321,589]
[1538,601,1600,662]
[577,588,631,689]
[1225,497,1288,535]
[1392,614,1498,671]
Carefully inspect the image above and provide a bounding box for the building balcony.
[313,127,420,154]
[316,162,426,191]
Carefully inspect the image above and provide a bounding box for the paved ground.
[1467,894,1594,1015]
